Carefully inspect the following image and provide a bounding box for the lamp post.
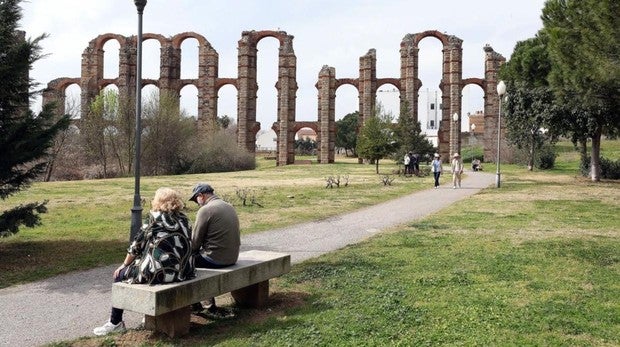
[496,80,506,188]
[451,112,459,155]
[130,0,147,241]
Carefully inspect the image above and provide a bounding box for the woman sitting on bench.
[94,187,195,336]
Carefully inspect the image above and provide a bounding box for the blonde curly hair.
[150,187,184,213]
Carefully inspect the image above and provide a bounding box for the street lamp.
[496,80,506,188]
[130,0,147,241]
[452,112,459,155]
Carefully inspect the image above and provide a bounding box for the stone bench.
[111,250,291,337]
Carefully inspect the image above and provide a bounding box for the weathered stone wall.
[483,45,507,163]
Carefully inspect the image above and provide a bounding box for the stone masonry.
[43,29,505,166]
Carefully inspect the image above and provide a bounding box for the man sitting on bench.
[188,183,241,315]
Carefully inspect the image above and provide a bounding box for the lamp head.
[134,0,147,12]
[497,80,506,96]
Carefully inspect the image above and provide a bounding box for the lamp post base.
[495,172,501,188]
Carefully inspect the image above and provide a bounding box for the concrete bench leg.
[231,280,269,308]
[144,305,191,337]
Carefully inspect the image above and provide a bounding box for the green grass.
[0,156,430,288]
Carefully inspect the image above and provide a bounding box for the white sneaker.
[93,321,126,336]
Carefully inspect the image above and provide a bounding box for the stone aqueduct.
[43,29,506,166]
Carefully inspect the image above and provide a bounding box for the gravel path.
[0,172,494,346]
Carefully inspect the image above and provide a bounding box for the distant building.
[256,129,277,152]
[296,127,317,141]
[468,110,484,134]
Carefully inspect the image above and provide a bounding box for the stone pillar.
[118,36,135,103]
[400,34,419,122]
[359,49,377,122]
[447,35,463,158]
[80,38,106,118]
[317,65,336,163]
[237,31,259,153]
[159,40,181,111]
[276,34,297,166]
[198,42,219,133]
[42,79,67,115]
[437,36,463,159]
[483,45,506,162]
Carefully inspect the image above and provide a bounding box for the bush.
[581,156,620,179]
[460,145,484,163]
[535,144,556,170]
[188,131,256,173]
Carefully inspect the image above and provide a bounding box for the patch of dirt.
[70,291,310,346]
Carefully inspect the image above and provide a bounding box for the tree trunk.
[590,126,602,182]
[527,133,535,171]
[579,138,588,162]
[375,160,380,174]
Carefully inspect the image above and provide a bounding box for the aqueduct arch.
[43,29,505,167]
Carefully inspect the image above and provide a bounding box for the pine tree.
[0,0,71,236]
[393,102,435,164]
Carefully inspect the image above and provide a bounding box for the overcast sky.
[20,0,547,132]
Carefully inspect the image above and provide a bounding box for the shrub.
[460,145,484,163]
[535,144,556,170]
[581,156,620,179]
[188,131,256,173]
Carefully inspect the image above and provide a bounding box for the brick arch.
[92,33,127,50]
[48,77,81,93]
[171,32,210,49]
[142,33,167,46]
[461,78,485,90]
[142,79,159,87]
[237,30,297,166]
[293,121,318,134]
[215,78,239,91]
[401,30,464,159]
[247,30,290,46]
[42,78,82,116]
[377,78,401,91]
[99,80,118,89]
[411,30,450,47]
[335,78,359,90]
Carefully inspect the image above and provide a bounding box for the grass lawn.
[3,141,619,346]
[0,156,427,287]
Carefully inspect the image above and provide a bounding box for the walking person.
[431,153,442,188]
[188,183,240,314]
[411,153,420,176]
[451,153,464,189]
[94,188,194,336]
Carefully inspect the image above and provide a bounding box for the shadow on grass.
[81,291,316,347]
[0,239,126,289]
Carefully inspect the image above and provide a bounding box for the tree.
[216,115,233,129]
[392,102,435,165]
[503,83,556,170]
[542,0,620,181]
[500,34,558,170]
[356,106,397,174]
[141,90,196,175]
[0,0,71,236]
[294,137,317,155]
[80,89,115,177]
[335,111,359,157]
